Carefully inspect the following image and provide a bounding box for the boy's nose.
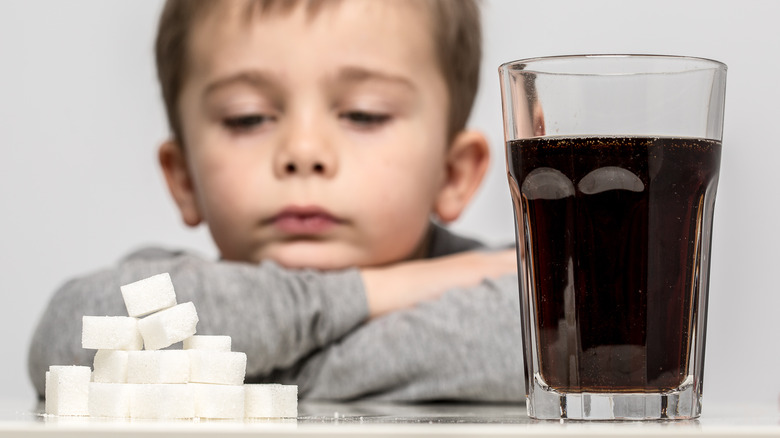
[274,119,338,179]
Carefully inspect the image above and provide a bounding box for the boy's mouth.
[266,205,344,235]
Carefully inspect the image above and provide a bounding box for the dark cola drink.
[508,136,721,393]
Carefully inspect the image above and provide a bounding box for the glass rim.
[499,54,727,76]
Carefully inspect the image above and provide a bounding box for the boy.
[28,0,523,402]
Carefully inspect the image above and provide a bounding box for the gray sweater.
[28,225,524,402]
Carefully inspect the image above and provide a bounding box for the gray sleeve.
[277,274,525,402]
[27,248,369,397]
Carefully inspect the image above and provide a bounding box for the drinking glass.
[499,55,726,420]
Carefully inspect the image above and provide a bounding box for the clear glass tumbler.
[499,55,726,420]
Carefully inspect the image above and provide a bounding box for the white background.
[1,0,778,405]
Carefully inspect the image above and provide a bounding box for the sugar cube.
[127,350,190,384]
[44,372,51,413]
[183,335,231,352]
[137,302,198,350]
[82,316,143,350]
[120,273,177,317]
[244,384,298,418]
[88,383,132,418]
[190,383,245,419]
[130,384,194,419]
[189,350,246,385]
[45,366,91,416]
[92,350,129,383]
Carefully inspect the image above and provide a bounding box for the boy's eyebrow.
[203,71,281,99]
[336,66,416,91]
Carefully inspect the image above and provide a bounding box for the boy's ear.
[158,140,202,227]
[434,130,490,224]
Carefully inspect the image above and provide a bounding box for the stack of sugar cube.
[45,272,298,420]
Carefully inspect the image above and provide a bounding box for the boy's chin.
[225,240,421,271]
[268,254,350,271]
[249,243,372,271]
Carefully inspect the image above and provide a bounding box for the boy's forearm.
[361,249,517,318]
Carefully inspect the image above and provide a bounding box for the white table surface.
[1,398,778,437]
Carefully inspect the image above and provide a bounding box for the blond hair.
[155,0,482,144]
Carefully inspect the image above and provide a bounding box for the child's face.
[167,1,456,269]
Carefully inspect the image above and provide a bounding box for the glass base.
[527,373,701,420]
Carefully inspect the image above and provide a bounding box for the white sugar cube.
[190,383,245,419]
[130,384,194,419]
[245,384,298,418]
[92,350,129,383]
[44,372,51,413]
[45,366,91,416]
[183,335,232,352]
[189,350,246,385]
[120,273,177,318]
[82,316,142,350]
[88,383,132,418]
[127,350,190,384]
[137,302,198,350]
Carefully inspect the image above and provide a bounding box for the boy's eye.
[340,111,391,127]
[223,114,275,131]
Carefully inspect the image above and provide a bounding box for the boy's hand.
[361,249,517,319]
